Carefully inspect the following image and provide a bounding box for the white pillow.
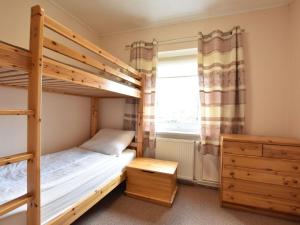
[80,128,135,156]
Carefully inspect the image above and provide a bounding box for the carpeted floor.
[73,184,298,225]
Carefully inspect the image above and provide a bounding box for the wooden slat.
[43,37,141,86]
[43,57,141,98]
[0,41,31,72]
[44,16,140,79]
[0,194,32,216]
[27,5,43,225]
[90,97,99,137]
[0,153,33,166]
[0,109,34,116]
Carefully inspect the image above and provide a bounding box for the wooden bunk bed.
[0,5,144,225]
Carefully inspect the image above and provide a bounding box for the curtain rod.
[125,26,243,49]
[125,35,199,48]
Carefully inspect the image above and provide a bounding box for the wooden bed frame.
[0,5,144,225]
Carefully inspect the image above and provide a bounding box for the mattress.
[0,148,136,225]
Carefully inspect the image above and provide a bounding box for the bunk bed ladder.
[0,5,43,225]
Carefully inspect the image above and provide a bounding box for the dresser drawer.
[223,191,300,216]
[223,154,300,174]
[223,178,300,202]
[223,141,262,156]
[263,145,300,160]
[223,166,300,188]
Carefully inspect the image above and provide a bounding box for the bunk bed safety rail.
[42,14,141,97]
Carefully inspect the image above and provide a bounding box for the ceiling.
[50,0,291,37]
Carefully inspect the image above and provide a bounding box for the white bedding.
[0,148,136,225]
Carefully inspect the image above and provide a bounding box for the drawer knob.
[231,159,235,163]
[293,166,299,170]
[229,172,235,176]
[228,184,234,189]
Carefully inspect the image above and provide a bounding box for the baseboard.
[177,178,219,189]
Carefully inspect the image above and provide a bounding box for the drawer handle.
[141,170,155,174]
[229,172,235,176]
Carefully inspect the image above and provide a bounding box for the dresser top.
[127,158,178,175]
[221,134,300,146]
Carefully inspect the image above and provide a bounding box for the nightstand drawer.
[223,141,262,156]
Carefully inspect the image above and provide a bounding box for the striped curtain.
[198,27,246,155]
[123,41,158,155]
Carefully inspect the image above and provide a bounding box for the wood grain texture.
[43,57,141,98]
[223,141,262,156]
[222,134,300,146]
[263,145,300,160]
[0,194,32,217]
[223,154,300,174]
[0,153,33,166]
[136,73,145,157]
[90,97,99,137]
[44,15,140,79]
[223,178,300,202]
[0,109,34,115]
[223,191,300,216]
[43,37,141,86]
[127,158,178,175]
[126,158,178,207]
[27,5,44,225]
[220,134,300,220]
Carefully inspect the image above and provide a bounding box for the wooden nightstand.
[125,158,178,207]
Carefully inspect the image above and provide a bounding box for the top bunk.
[0,6,142,98]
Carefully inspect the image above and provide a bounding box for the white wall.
[99,98,125,129]
[0,0,102,156]
[288,0,300,139]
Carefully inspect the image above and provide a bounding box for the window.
[156,48,200,134]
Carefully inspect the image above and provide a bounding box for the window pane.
[156,50,200,134]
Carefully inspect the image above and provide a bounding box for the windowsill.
[156,131,200,140]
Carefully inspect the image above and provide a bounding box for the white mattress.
[0,148,136,225]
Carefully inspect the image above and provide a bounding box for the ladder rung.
[0,194,32,216]
[0,109,34,116]
[0,153,33,166]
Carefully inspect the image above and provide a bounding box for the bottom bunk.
[0,147,136,225]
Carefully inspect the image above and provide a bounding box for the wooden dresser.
[220,134,300,220]
[126,158,178,207]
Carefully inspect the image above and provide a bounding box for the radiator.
[155,137,195,181]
